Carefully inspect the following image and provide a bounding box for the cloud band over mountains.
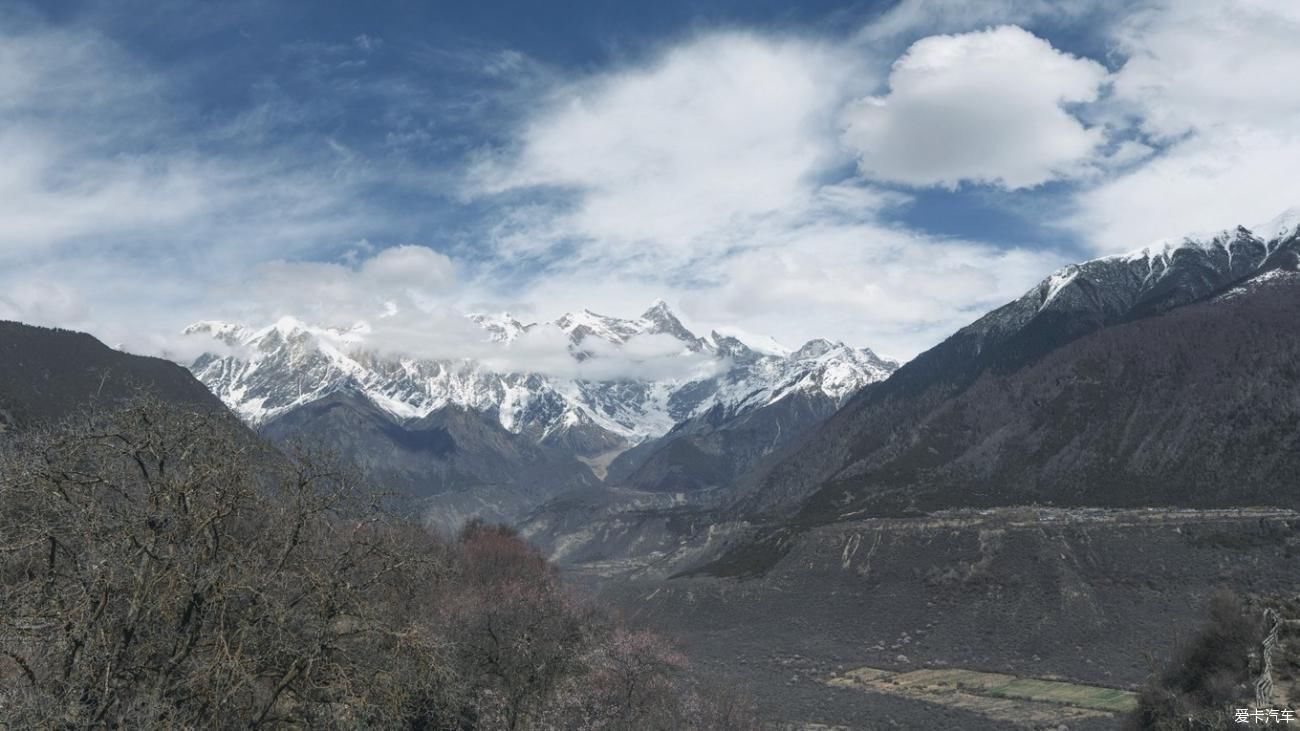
[2,0,1297,363]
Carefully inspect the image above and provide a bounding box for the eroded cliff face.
[581,508,1300,729]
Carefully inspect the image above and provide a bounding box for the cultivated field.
[826,665,1137,727]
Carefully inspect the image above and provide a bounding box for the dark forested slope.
[0,320,226,431]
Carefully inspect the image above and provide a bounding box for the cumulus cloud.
[1069,0,1300,249]
[841,25,1108,189]
[469,32,867,265]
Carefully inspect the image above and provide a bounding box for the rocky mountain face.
[0,321,228,432]
[603,333,896,491]
[257,388,602,533]
[520,210,1300,729]
[740,208,1300,518]
[183,301,895,524]
[187,302,893,450]
[519,208,1300,571]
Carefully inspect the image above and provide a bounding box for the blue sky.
[2,0,1298,364]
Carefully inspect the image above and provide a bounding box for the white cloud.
[0,19,395,263]
[164,247,723,382]
[466,30,1072,359]
[502,216,1066,361]
[0,279,89,327]
[0,27,207,254]
[358,245,458,291]
[682,223,1065,358]
[858,0,1133,43]
[470,32,867,265]
[1072,131,1300,250]
[0,17,437,365]
[1069,0,1300,249]
[1109,1,1300,142]
[841,25,1108,189]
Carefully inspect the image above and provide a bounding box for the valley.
[177,209,1300,728]
[577,506,1299,728]
[7,211,1300,728]
[9,5,1300,727]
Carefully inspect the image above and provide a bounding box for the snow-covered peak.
[182,320,252,345]
[641,297,671,316]
[270,315,308,335]
[1111,206,1300,267]
[469,312,532,343]
[553,308,640,344]
[1038,266,1081,311]
[183,304,896,446]
[552,301,703,350]
[793,338,836,360]
[637,300,704,349]
[1252,206,1300,243]
[1005,205,1300,329]
[709,328,792,358]
[639,299,679,329]
[1114,225,1250,265]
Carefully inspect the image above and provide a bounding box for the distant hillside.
[742,210,1300,519]
[796,269,1300,518]
[0,320,226,431]
[259,388,601,530]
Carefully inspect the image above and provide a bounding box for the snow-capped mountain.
[1008,205,1300,330]
[739,206,1300,516]
[184,301,896,457]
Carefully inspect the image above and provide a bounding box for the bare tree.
[0,400,454,728]
[0,398,761,729]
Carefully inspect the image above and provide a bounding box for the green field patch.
[826,664,1138,725]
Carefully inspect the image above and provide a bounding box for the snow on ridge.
[1214,267,1300,302]
[1039,266,1080,311]
[1252,206,1300,243]
[1102,205,1300,268]
[1004,204,1300,333]
[183,301,896,444]
[709,326,792,357]
[468,312,532,343]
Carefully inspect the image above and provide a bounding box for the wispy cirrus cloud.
[0,14,422,341]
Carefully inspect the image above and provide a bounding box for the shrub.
[1125,589,1270,730]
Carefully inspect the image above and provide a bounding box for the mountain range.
[509,207,1300,569]
[10,208,1300,542]
[182,301,896,526]
[5,208,1300,730]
